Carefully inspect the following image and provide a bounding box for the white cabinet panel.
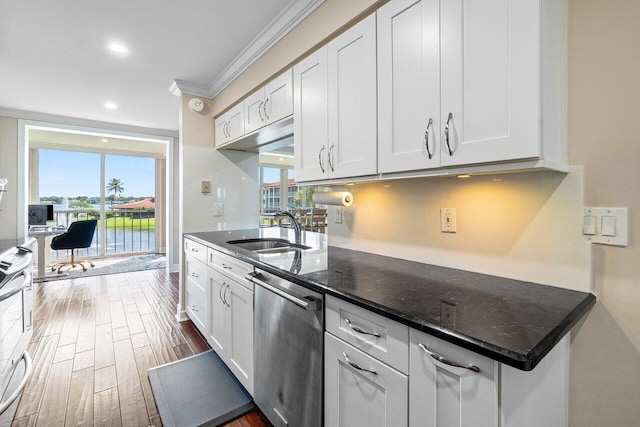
[244,69,293,135]
[208,268,227,355]
[439,0,541,166]
[327,14,377,179]
[294,47,329,182]
[207,266,254,395]
[244,89,266,134]
[325,332,408,427]
[409,328,498,427]
[215,103,245,147]
[226,281,254,394]
[378,0,441,173]
[264,69,293,124]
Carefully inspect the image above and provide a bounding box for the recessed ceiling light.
[104,102,117,110]
[108,43,128,54]
[101,138,109,143]
[457,174,472,179]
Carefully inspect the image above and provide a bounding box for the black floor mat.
[148,350,254,427]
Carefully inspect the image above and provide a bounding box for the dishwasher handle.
[246,272,321,311]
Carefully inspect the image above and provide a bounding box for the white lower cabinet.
[409,329,498,427]
[184,254,209,334]
[325,332,408,427]
[207,266,254,395]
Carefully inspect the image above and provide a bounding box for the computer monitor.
[28,204,53,226]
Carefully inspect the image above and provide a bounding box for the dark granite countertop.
[185,228,595,371]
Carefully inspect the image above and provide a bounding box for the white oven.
[0,245,34,422]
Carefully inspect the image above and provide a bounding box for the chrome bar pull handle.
[342,352,377,375]
[328,144,335,172]
[318,146,325,173]
[264,98,270,120]
[418,343,480,373]
[258,101,264,121]
[223,284,230,307]
[424,117,434,159]
[444,112,454,156]
[190,272,199,278]
[222,263,232,270]
[345,318,380,338]
[219,282,226,304]
[191,305,199,312]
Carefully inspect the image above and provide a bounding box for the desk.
[28,227,66,279]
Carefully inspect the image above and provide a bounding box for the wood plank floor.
[12,269,266,427]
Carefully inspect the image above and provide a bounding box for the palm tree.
[106,178,125,208]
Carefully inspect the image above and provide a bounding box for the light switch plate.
[583,207,627,247]
[214,202,224,217]
[333,206,343,224]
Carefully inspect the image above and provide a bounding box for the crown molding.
[169,0,324,100]
[0,107,179,138]
[169,80,211,98]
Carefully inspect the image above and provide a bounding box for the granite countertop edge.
[185,231,596,371]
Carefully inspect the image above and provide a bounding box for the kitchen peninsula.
[184,228,595,427]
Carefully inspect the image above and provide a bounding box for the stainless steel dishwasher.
[247,269,323,427]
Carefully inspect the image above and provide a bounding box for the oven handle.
[0,351,33,415]
[0,271,31,303]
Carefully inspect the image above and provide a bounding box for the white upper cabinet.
[244,69,293,134]
[215,103,244,147]
[378,0,441,173]
[327,14,378,179]
[439,0,541,167]
[378,0,565,174]
[294,46,329,182]
[294,15,377,183]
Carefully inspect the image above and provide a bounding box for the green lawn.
[104,216,155,231]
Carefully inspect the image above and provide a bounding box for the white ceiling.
[0,0,312,132]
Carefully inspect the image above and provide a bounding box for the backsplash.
[328,166,591,292]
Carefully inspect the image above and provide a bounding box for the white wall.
[329,167,591,292]
[0,117,19,239]
[181,146,259,233]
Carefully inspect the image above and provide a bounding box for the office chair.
[50,219,97,274]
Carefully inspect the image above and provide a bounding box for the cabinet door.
[327,14,377,179]
[325,333,408,427]
[208,268,227,356]
[409,329,497,427]
[293,46,329,182]
[227,103,245,141]
[244,88,266,134]
[226,280,254,395]
[265,69,293,124]
[214,115,229,147]
[440,0,541,166]
[378,0,441,173]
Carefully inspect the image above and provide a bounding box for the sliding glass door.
[34,148,159,259]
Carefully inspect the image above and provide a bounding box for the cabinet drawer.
[325,332,408,427]
[207,248,253,290]
[185,285,207,333]
[326,295,409,373]
[184,238,207,263]
[184,255,207,291]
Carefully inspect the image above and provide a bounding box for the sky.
[39,150,155,198]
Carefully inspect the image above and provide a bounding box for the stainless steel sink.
[227,238,312,253]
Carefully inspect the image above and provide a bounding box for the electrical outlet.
[440,208,457,233]
[334,206,343,224]
[440,301,457,327]
[201,180,211,194]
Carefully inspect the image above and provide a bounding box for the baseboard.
[176,310,189,322]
